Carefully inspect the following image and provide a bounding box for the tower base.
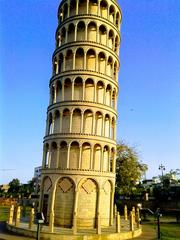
[7,222,142,240]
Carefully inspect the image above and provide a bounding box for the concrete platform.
[6,220,142,240]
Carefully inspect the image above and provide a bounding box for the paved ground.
[0,222,35,240]
[134,223,157,240]
[0,221,157,240]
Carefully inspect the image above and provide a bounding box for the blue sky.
[0,0,180,183]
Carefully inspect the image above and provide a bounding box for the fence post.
[15,206,21,227]
[124,205,128,220]
[136,208,140,228]
[29,208,35,229]
[8,205,14,224]
[116,212,121,233]
[129,211,134,231]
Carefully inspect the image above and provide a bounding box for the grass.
[160,223,180,240]
[0,206,10,221]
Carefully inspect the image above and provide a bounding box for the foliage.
[6,178,35,198]
[8,178,20,197]
[116,142,148,196]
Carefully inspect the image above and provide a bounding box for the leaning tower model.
[39,0,121,229]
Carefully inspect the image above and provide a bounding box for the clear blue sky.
[0,0,180,183]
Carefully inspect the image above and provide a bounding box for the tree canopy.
[116,142,148,196]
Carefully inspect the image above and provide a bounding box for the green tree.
[116,142,148,197]
[8,178,20,197]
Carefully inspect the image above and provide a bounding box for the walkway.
[134,223,157,240]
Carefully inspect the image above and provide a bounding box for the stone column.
[92,113,96,134]
[8,205,14,225]
[67,0,70,18]
[84,52,87,70]
[72,80,75,100]
[78,144,82,169]
[70,111,73,132]
[29,208,35,229]
[76,0,79,15]
[62,81,65,101]
[67,143,70,168]
[60,111,63,132]
[15,206,21,227]
[73,189,79,234]
[81,112,84,133]
[110,188,114,225]
[49,183,57,233]
[96,189,101,234]
[82,81,85,100]
[73,52,76,70]
[56,146,60,168]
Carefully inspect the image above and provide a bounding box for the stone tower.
[39,0,121,229]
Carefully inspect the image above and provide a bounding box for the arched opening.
[89,0,98,14]
[100,0,108,18]
[75,48,84,69]
[107,56,113,77]
[114,62,118,81]
[56,32,61,47]
[56,81,62,102]
[108,30,114,50]
[54,177,75,227]
[115,35,119,54]
[110,148,115,172]
[69,142,79,169]
[48,113,53,134]
[41,176,52,221]
[77,21,85,41]
[95,111,103,135]
[63,3,68,20]
[85,78,94,101]
[54,110,60,134]
[59,141,68,168]
[53,57,58,75]
[87,22,97,42]
[65,49,73,71]
[59,9,63,24]
[51,85,55,104]
[79,0,87,14]
[44,143,50,167]
[64,78,72,100]
[58,53,64,74]
[103,145,109,171]
[98,52,106,74]
[116,11,120,28]
[62,108,70,133]
[104,114,110,138]
[109,5,115,23]
[61,27,66,45]
[50,142,57,168]
[105,84,111,106]
[83,110,93,134]
[111,117,115,140]
[82,143,91,169]
[72,109,81,133]
[112,90,116,108]
[86,49,96,71]
[94,144,101,170]
[99,25,107,45]
[68,23,75,42]
[96,81,104,104]
[77,178,98,227]
[74,77,83,100]
[70,0,76,17]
